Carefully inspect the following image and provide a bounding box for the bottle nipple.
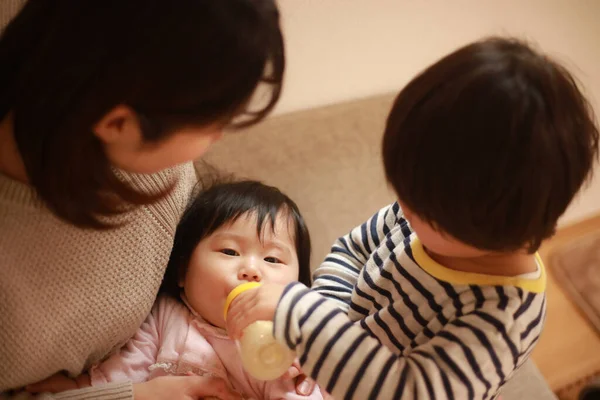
[223,281,262,320]
[224,282,296,381]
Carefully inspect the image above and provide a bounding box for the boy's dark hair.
[0,0,284,228]
[383,37,599,252]
[161,180,312,299]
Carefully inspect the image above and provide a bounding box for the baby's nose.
[238,265,262,282]
[240,272,261,282]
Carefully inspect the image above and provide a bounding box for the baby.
[28,180,321,400]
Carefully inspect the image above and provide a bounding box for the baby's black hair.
[161,180,311,298]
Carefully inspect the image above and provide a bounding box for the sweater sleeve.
[311,203,400,311]
[49,382,134,400]
[0,382,133,400]
[5,302,165,399]
[274,283,523,400]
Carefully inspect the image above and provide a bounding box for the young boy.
[226,37,599,399]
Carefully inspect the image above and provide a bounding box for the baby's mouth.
[225,285,237,297]
[226,282,247,296]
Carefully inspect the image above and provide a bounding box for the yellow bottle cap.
[223,282,262,321]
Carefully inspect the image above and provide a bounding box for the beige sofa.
[203,93,557,399]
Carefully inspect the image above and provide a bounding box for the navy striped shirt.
[274,203,546,400]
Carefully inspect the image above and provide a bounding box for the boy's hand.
[226,282,287,339]
[25,372,90,393]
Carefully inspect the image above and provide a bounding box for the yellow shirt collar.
[410,235,546,293]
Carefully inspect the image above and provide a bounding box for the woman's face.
[94,105,224,173]
[181,212,300,329]
[108,125,223,174]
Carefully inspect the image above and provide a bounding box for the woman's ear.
[93,105,141,146]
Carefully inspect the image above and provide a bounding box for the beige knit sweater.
[0,163,196,399]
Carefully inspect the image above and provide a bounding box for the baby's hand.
[282,360,319,397]
[226,282,287,339]
[25,372,91,393]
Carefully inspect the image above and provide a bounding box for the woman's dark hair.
[0,0,285,228]
[383,37,599,252]
[161,180,312,299]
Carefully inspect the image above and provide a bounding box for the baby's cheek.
[270,269,300,285]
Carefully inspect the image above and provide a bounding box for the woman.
[0,1,285,399]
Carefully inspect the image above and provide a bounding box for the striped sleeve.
[275,283,525,400]
[312,203,399,311]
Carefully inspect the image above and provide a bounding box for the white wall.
[2,0,598,224]
[275,0,600,225]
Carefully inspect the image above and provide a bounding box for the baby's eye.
[264,256,282,264]
[220,249,239,256]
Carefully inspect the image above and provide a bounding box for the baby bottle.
[223,282,296,381]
